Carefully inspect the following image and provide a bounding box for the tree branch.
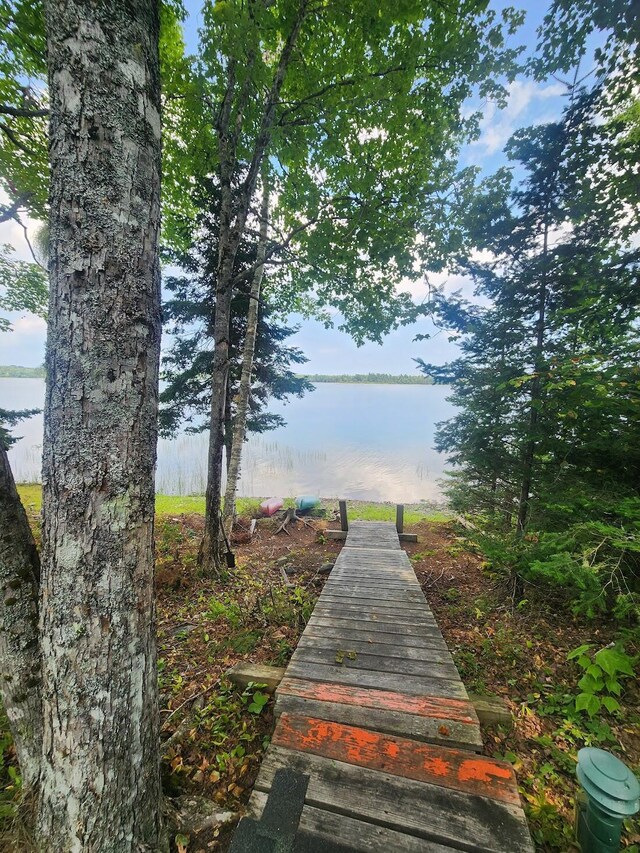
[0,104,48,118]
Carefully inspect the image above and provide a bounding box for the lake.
[1,379,455,502]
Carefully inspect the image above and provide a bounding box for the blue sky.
[0,0,572,372]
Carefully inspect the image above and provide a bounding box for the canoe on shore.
[295,495,320,512]
[260,497,284,517]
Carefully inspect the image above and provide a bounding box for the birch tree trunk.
[0,445,41,790]
[199,0,310,571]
[222,181,269,535]
[39,2,164,850]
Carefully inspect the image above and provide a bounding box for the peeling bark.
[0,444,42,790]
[40,2,164,850]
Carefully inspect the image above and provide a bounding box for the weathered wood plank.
[285,660,467,698]
[254,747,535,853]
[248,791,465,852]
[319,593,428,609]
[309,605,436,624]
[291,647,459,680]
[323,582,424,594]
[276,678,477,722]
[226,662,285,693]
[295,635,455,663]
[469,694,513,728]
[301,623,449,649]
[274,714,520,805]
[339,499,348,532]
[273,693,483,751]
[306,614,444,638]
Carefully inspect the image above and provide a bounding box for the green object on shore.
[575,748,640,852]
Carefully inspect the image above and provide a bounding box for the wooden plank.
[326,529,347,540]
[255,747,535,853]
[469,694,513,728]
[396,503,404,533]
[285,660,467,699]
[226,662,284,693]
[317,591,430,608]
[319,593,428,609]
[301,623,448,649]
[295,635,455,663]
[273,693,483,751]
[310,606,438,627]
[274,714,520,806]
[399,532,418,542]
[316,595,435,622]
[339,499,348,532]
[306,614,444,637]
[291,647,459,680]
[276,678,477,723]
[248,791,464,852]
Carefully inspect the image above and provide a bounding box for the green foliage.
[206,595,243,629]
[189,680,270,771]
[0,245,48,332]
[162,0,524,342]
[0,701,20,824]
[160,251,313,439]
[0,1,49,222]
[421,55,640,615]
[568,643,636,718]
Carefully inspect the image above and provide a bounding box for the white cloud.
[471,80,566,157]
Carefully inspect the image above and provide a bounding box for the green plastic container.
[575,748,640,853]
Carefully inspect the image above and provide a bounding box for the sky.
[0,0,574,372]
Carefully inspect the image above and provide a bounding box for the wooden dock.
[232,521,534,852]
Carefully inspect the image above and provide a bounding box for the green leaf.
[578,674,604,694]
[594,648,634,677]
[605,678,622,696]
[568,644,593,660]
[575,693,601,717]
[601,696,620,714]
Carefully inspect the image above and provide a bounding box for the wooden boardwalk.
[233,521,534,852]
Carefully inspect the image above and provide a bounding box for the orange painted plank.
[277,677,477,725]
[273,714,520,806]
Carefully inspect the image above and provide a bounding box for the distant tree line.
[302,373,433,385]
[0,364,45,378]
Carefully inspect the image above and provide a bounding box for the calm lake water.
[2,379,455,502]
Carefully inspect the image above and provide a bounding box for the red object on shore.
[260,497,284,517]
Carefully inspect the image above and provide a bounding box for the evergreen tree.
[420,85,640,613]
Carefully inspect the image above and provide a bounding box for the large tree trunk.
[0,445,42,790]
[222,181,269,535]
[39,2,164,851]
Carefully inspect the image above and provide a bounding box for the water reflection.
[2,379,455,502]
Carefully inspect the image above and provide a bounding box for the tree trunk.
[516,220,550,538]
[222,180,269,535]
[0,444,42,790]
[39,2,164,851]
[199,0,310,572]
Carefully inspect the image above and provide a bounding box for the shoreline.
[16,485,451,523]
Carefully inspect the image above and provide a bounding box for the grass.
[16,485,450,524]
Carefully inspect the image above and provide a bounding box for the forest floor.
[3,489,639,852]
